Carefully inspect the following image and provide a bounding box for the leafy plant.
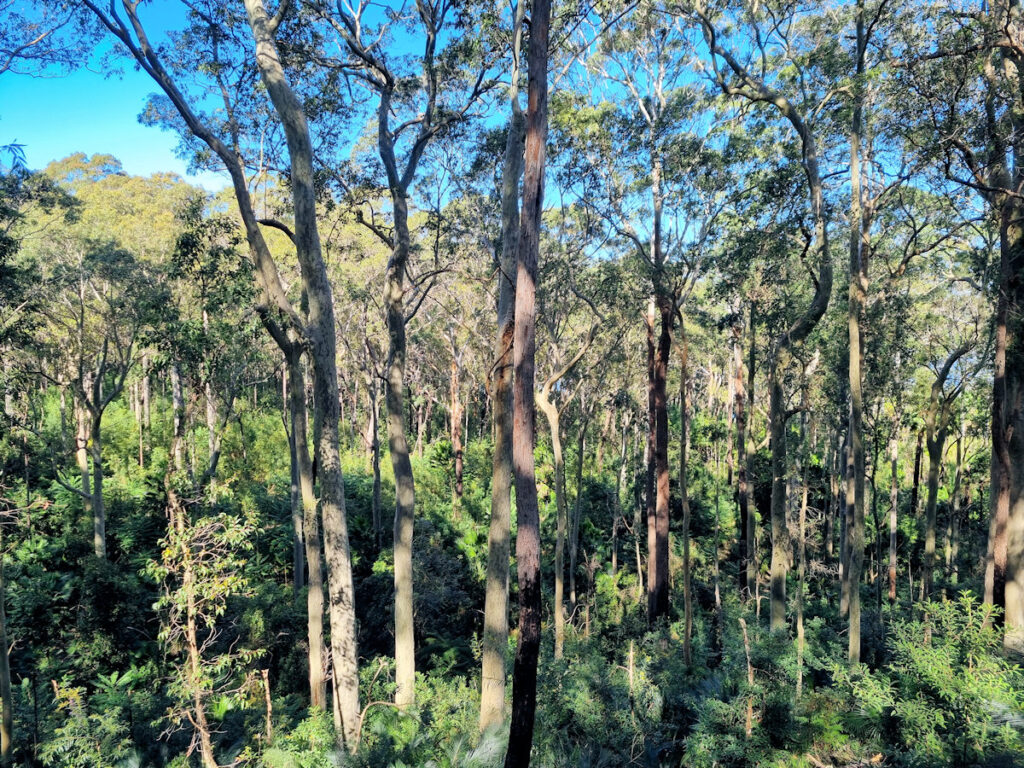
[39,684,132,768]
[839,594,1024,767]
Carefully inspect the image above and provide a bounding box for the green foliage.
[261,710,340,768]
[348,662,490,768]
[146,506,263,744]
[839,594,1024,767]
[39,684,132,768]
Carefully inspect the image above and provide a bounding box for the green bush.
[839,594,1024,767]
[261,709,341,768]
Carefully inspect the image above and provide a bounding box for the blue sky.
[0,53,228,190]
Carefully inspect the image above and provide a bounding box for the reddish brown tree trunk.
[504,0,550,761]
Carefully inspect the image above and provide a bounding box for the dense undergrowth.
[3,395,1023,768]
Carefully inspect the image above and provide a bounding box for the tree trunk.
[504,0,549,758]
[383,191,417,707]
[368,384,382,543]
[171,363,186,474]
[947,431,964,588]
[569,419,586,614]
[888,435,899,606]
[846,0,868,666]
[612,413,631,578]
[0,534,12,768]
[768,360,789,633]
[823,436,836,565]
[288,351,326,711]
[923,419,946,603]
[745,308,757,604]
[142,354,151,451]
[999,194,1024,651]
[479,64,524,728]
[90,414,106,559]
[647,298,671,623]
[450,358,464,505]
[909,427,923,532]
[796,413,808,697]
[287,372,305,593]
[76,400,93,543]
[244,0,360,742]
[539,398,567,659]
[678,322,692,664]
[595,409,613,470]
[732,319,752,602]
[645,301,657,618]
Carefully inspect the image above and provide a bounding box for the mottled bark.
[647,298,672,624]
[504,0,549,759]
[385,190,417,708]
[997,196,1024,651]
[244,0,360,742]
[479,88,524,731]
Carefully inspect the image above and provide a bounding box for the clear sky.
[0,59,228,191]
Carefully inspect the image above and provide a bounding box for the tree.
[324,0,496,707]
[151,463,261,768]
[33,237,162,558]
[504,0,550,761]
[894,0,1024,651]
[696,0,834,634]
[81,0,362,739]
[480,0,524,728]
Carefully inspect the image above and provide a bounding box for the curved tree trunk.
[83,0,361,746]
[244,0,360,742]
